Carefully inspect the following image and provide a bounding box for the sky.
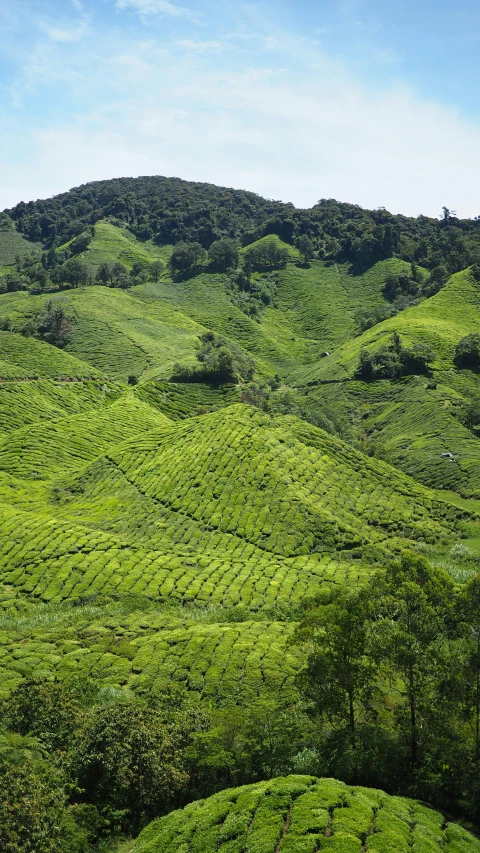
[1,0,480,216]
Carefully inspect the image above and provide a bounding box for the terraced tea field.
[0,504,371,608]
[0,228,480,721]
[0,601,300,704]
[290,268,480,385]
[133,775,480,853]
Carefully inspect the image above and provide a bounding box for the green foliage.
[0,761,66,853]
[455,333,480,370]
[208,239,239,272]
[356,334,434,380]
[169,242,206,277]
[4,176,480,846]
[133,776,480,853]
[171,332,255,383]
[296,234,315,262]
[69,703,188,832]
[243,238,289,273]
[31,298,74,348]
[0,732,47,765]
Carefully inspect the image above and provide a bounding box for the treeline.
[3,176,480,275]
[1,250,164,295]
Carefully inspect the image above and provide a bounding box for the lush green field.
[3,181,480,849]
[290,268,480,385]
[134,775,480,853]
[0,599,300,703]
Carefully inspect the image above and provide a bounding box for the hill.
[2,176,480,851]
[133,775,480,853]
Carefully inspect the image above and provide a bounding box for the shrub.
[171,332,255,384]
[356,334,434,380]
[0,762,66,853]
[32,298,74,348]
[68,703,188,832]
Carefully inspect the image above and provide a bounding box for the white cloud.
[114,0,192,18]
[175,39,222,52]
[1,23,480,218]
[39,18,91,43]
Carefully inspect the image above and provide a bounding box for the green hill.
[133,775,480,853]
[290,268,480,385]
[3,176,480,850]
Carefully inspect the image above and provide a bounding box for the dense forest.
[3,175,480,275]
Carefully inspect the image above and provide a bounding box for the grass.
[132,775,480,853]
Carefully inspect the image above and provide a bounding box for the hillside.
[2,176,480,851]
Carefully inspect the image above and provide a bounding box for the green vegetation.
[134,776,480,853]
[3,176,480,851]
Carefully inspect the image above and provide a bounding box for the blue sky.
[1,0,480,215]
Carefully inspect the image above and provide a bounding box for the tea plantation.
[133,775,480,853]
[3,179,480,851]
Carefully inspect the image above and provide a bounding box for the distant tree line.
[5,175,480,277]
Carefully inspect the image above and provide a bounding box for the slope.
[0,393,171,479]
[0,601,300,704]
[290,267,480,385]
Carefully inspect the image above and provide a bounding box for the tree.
[130,260,149,284]
[149,260,164,281]
[63,258,89,288]
[111,262,129,287]
[1,679,83,753]
[0,732,47,766]
[169,241,206,277]
[33,298,74,348]
[369,554,454,769]
[356,335,433,380]
[457,575,480,761]
[95,262,111,285]
[455,333,480,370]
[295,588,373,744]
[208,239,239,272]
[296,234,315,263]
[68,703,188,832]
[243,239,289,273]
[0,763,66,853]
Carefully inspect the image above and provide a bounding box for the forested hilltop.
[3,176,480,853]
[3,174,480,274]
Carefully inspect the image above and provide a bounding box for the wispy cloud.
[175,39,221,52]
[1,1,480,218]
[39,17,91,43]
[114,0,194,19]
